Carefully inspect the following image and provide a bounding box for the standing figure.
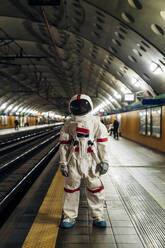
[59,94,110,229]
[113,119,119,140]
[14,119,19,130]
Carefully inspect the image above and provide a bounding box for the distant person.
[14,119,19,130]
[113,119,119,140]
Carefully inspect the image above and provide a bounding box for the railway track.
[0,124,62,149]
[0,126,60,157]
[0,129,61,226]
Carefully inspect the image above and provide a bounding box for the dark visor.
[70,99,92,115]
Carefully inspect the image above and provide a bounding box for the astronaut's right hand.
[60,164,69,177]
[96,162,109,175]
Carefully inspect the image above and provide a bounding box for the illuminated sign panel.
[28,0,60,6]
[124,94,135,102]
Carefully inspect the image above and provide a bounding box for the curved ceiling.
[0,0,165,115]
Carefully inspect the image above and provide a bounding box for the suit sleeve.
[95,119,110,164]
[59,123,71,165]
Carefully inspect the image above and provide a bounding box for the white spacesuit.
[59,94,109,228]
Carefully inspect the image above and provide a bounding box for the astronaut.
[59,94,109,228]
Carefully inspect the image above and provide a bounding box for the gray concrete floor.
[56,136,165,248]
[109,136,165,209]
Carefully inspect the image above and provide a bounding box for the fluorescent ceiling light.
[23,108,28,112]
[120,86,131,94]
[132,78,142,88]
[1,103,7,109]
[109,96,116,102]
[13,106,19,112]
[6,105,13,111]
[151,62,163,74]
[114,92,121,99]
[135,81,140,87]
[27,109,33,113]
[18,107,23,112]
[31,110,37,114]
[132,78,137,84]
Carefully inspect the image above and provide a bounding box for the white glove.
[60,164,69,177]
[97,162,109,175]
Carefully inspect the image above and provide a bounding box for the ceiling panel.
[0,0,164,115]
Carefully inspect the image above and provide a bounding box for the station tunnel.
[0,1,165,248]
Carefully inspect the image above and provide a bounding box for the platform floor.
[0,123,62,136]
[0,136,165,248]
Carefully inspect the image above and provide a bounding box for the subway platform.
[0,135,165,248]
[0,123,63,136]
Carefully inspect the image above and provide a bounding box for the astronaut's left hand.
[97,162,109,175]
[60,164,69,177]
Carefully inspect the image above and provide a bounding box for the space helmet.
[69,94,93,116]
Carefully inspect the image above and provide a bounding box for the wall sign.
[123,93,135,102]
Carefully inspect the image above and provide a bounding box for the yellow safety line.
[22,169,64,248]
[151,170,160,173]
